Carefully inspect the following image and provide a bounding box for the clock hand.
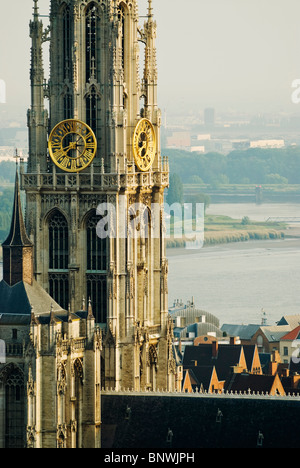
[62,144,74,152]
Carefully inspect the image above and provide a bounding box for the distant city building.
[166,131,191,149]
[250,139,285,149]
[279,325,300,365]
[204,108,215,127]
[169,298,223,353]
[222,315,300,363]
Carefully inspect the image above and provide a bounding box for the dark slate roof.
[0,280,31,314]
[2,169,32,248]
[183,344,246,381]
[221,324,260,340]
[281,377,300,395]
[243,345,258,371]
[0,314,31,325]
[186,366,216,391]
[259,353,271,374]
[0,279,65,316]
[225,373,278,394]
[289,358,300,376]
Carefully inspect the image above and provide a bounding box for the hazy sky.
[1,0,300,124]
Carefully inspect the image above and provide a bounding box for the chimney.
[282,368,289,378]
[269,361,278,376]
[212,340,218,358]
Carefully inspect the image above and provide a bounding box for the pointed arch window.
[1,365,25,448]
[86,3,100,83]
[63,4,73,82]
[86,212,107,324]
[49,211,69,270]
[64,92,73,120]
[86,86,100,134]
[48,211,69,310]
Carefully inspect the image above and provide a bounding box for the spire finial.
[148,0,153,18]
[68,303,73,322]
[88,297,94,319]
[33,0,39,19]
[14,148,19,166]
[50,303,56,324]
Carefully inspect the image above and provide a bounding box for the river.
[167,203,300,327]
[0,203,299,327]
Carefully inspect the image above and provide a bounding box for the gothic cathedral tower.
[22,0,176,392]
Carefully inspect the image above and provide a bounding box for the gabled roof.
[183,344,245,381]
[191,366,215,389]
[184,366,217,392]
[260,325,291,342]
[280,325,300,342]
[277,315,300,329]
[243,345,259,372]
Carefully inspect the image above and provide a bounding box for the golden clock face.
[133,118,156,172]
[48,119,97,173]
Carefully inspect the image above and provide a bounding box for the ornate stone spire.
[27,0,48,173]
[2,167,32,249]
[2,166,34,286]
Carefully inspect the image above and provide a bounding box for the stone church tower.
[22,0,176,392]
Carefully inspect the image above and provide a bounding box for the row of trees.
[166,173,211,211]
[0,188,14,242]
[0,161,16,242]
[164,146,300,186]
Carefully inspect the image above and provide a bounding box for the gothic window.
[49,211,69,270]
[87,212,107,271]
[48,211,69,310]
[86,86,99,134]
[63,4,73,82]
[1,365,25,449]
[49,273,69,312]
[64,92,73,120]
[86,212,107,324]
[86,3,100,83]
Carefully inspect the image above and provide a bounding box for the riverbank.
[166,213,288,249]
[167,234,300,326]
[167,232,300,257]
[0,219,295,261]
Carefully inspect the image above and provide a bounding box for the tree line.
[164,146,300,186]
[0,161,17,242]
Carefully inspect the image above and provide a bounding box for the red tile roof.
[280,325,300,341]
